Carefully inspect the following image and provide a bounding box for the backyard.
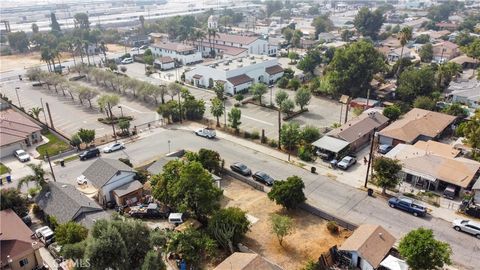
[36,131,71,158]
[222,178,351,269]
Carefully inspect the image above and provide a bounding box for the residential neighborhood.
[1,0,480,270]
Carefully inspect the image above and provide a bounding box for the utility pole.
[108,102,118,143]
[45,150,56,182]
[364,127,377,188]
[177,92,182,123]
[45,102,54,129]
[14,87,21,108]
[223,99,227,129]
[40,98,48,126]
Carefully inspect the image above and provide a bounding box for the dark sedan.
[252,171,275,186]
[230,162,252,176]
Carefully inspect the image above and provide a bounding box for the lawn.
[0,163,11,175]
[36,131,71,158]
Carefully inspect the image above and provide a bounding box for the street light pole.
[270,87,273,106]
[40,98,48,126]
[364,127,377,189]
[45,150,56,182]
[168,140,171,153]
[108,102,118,143]
[15,87,21,108]
[223,99,227,129]
[118,106,124,117]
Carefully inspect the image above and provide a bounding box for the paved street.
[48,126,478,270]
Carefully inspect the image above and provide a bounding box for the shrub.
[326,221,339,234]
[269,139,278,148]
[234,103,241,107]
[32,204,44,219]
[243,131,250,139]
[261,135,268,144]
[134,169,149,184]
[28,187,40,198]
[298,145,315,162]
[251,130,260,140]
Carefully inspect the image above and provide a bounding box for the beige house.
[433,41,460,63]
[0,210,44,270]
[214,252,281,270]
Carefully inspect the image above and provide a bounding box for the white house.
[149,42,202,65]
[387,47,412,62]
[208,15,219,30]
[185,55,284,95]
[446,79,480,109]
[154,56,175,70]
[82,158,137,206]
[201,33,269,55]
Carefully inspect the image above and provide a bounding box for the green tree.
[280,98,295,115]
[210,97,224,127]
[74,13,90,30]
[268,176,306,209]
[167,229,216,266]
[17,163,48,190]
[300,125,320,144]
[443,103,468,118]
[397,67,435,103]
[399,228,452,270]
[29,107,43,120]
[341,29,354,42]
[7,31,29,53]
[141,251,166,270]
[413,96,436,111]
[61,241,86,260]
[415,34,430,44]
[297,55,316,75]
[31,23,39,33]
[312,14,334,36]
[55,222,88,245]
[427,2,458,22]
[198,148,222,174]
[288,51,299,64]
[228,107,242,132]
[419,43,433,63]
[462,38,480,77]
[383,105,402,121]
[70,134,82,150]
[277,77,289,88]
[288,78,301,91]
[275,90,289,149]
[266,0,284,17]
[0,189,28,216]
[182,95,205,120]
[208,207,250,254]
[50,12,62,35]
[213,84,225,99]
[85,225,128,270]
[456,110,480,157]
[118,119,130,134]
[354,7,385,39]
[280,122,301,161]
[270,214,294,246]
[323,40,385,97]
[373,157,402,195]
[77,128,95,145]
[437,62,462,88]
[250,83,268,105]
[396,27,413,77]
[295,88,311,110]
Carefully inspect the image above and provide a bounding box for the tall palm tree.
[208,28,220,58]
[40,47,54,72]
[29,107,43,120]
[195,29,206,54]
[75,38,85,64]
[99,41,108,63]
[17,163,49,190]
[84,41,91,65]
[396,26,413,77]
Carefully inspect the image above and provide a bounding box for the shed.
[113,180,143,206]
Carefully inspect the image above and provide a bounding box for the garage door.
[0,143,23,159]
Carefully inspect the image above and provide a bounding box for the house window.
[32,133,38,139]
[19,258,29,267]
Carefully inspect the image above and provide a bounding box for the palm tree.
[75,38,85,64]
[84,41,91,65]
[396,26,413,77]
[29,107,43,120]
[17,163,49,190]
[99,41,108,63]
[40,47,54,72]
[207,29,220,58]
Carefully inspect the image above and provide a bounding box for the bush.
[326,221,339,234]
[298,145,315,162]
[251,130,260,140]
[32,204,44,219]
[98,116,134,125]
[134,169,149,184]
[243,131,250,139]
[28,187,40,198]
[268,139,278,148]
[234,103,241,107]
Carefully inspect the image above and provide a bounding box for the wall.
[9,251,38,270]
[150,46,202,65]
[100,171,136,203]
[0,141,24,158]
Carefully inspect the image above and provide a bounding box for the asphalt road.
[52,127,479,270]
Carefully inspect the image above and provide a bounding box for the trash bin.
[6,175,11,183]
[311,166,316,174]
[60,159,65,167]
[367,188,374,196]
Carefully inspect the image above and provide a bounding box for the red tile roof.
[158,56,174,63]
[265,65,284,75]
[215,33,259,45]
[152,42,195,53]
[0,109,42,147]
[227,74,253,86]
[0,209,43,268]
[195,41,247,56]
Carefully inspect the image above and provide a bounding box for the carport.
[312,136,350,160]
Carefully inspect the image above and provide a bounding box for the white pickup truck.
[195,128,216,139]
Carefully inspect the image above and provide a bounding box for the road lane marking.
[118,104,146,114]
[242,114,274,126]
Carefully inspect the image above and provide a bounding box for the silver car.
[337,156,356,170]
[14,149,30,162]
[452,219,480,239]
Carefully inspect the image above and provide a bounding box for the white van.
[168,213,185,225]
[35,226,55,245]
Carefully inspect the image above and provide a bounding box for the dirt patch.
[107,43,127,54]
[0,51,74,73]
[222,178,351,270]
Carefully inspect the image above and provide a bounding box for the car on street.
[121,57,133,64]
[452,219,480,239]
[79,148,100,161]
[195,128,216,139]
[103,142,125,153]
[388,196,427,217]
[230,162,252,176]
[336,156,356,170]
[14,149,31,162]
[76,175,87,185]
[252,171,275,186]
[378,144,393,154]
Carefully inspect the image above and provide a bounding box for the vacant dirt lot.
[221,178,351,269]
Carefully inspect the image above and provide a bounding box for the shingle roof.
[0,209,43,268]
[215,33,259,45]
[312,136,350,153]
[0,109,42,147]
[158,56,174,63]
[227,74,253,86]
[339,224,396,268]
[147,157,176,175]
[328,112,389,143]
[214,252,281,270]
[82,158,135,188]
[113,180,143,198]
[378,108,456,144]
[36,182,104,224]
[265,65,284,75]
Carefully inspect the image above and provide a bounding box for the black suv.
[79,148,100,161]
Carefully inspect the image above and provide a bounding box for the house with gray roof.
[82,158,137,206]
[36,182,108,228]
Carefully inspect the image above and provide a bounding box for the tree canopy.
[397,67,436,103]
[383,105,402,121]
[270,214,294,246]
[354,7,385,39]
[0,189,28,217]
[55,222,88,245]
[373,157,402,194]
[312,15,334,36]
[268,176,306,209]
[208,207,250,254]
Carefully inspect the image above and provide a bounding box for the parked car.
[443,185,456,200]
[139,45,149,50]
[168,213,186,225]
[129,203,170,219]
[79,148,100,161]
[121,57,133,64]
[378,144,393,154]
[252,171,275,186]
[230,162,252,176]
[195,128,216,139]
[76,175,87,185]
[336,156,356,170]
[103,142,125,153]
[14,149,30,162]
[130,47,139,51]
[21,214,32,226]
[452,219,480,239]
[35,226,55,245]
[388,196,427,217]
